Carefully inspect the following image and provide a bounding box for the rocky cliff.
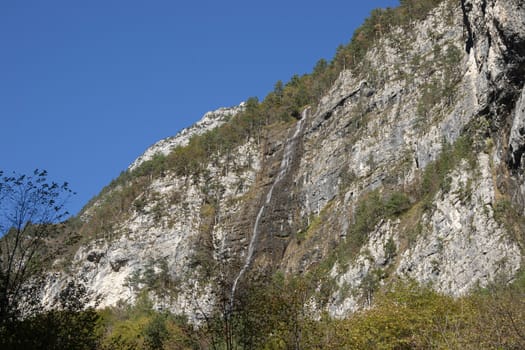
[41,0,525,321]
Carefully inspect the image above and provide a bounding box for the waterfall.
[229,108,309,310]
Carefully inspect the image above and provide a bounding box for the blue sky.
[1,0,399,216]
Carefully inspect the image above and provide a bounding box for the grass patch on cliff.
[349,190,410,247]
[322,189,412,273]
[296,200,336,245]
[415,43,463,132]
[334,0,447,76]
[493,199,525,250]
[419,135,475,204]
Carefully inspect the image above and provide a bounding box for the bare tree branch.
[0,169,73,325]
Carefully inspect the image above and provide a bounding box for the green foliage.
[133,153,169,179]
[100,293,197,350]
[349,190,384,250]
[415,42,464,130]
[332,0,446,76]
[8,273,522,350]
[360,268,388,306]
[4,272,509,350]
[0,169,74,324]
[296,201,335,245]
[459,271,525,349]
[0,309,102,350]
[493,199,525,246]
[337,281,469,349]
[203,271,327,350]
[194,273,525,349]
[384,192,411,216]
[125,259,177,297]
[420,136,475,203]
[345,190,411,257]
[143,313,169,350]
[384,237,397,261]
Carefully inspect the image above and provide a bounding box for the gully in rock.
[229,107,309,311]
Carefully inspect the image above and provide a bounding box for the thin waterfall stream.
[229,108,309,310]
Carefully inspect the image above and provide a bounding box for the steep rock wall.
[39,0,525,320]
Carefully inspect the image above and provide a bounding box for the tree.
[3,308,102,350]
[0,169,73,326]
[273,80,284,100]
[144,313,169,350]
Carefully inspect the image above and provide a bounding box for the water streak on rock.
[229,108,309,309]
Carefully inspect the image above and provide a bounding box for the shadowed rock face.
[38,0,525,320]
[460,0,525,209]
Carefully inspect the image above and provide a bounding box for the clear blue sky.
[1,0,399,216]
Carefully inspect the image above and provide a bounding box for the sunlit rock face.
[129,103,246,172]
[40,0,524,320]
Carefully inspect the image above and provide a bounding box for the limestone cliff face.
[129,103,246,172]
[42,0,524,319]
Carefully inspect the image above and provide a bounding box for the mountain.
[128,103,246,172]
[40,0,524,331]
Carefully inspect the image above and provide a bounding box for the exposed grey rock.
[36,0,525,322]
[397,154,521,296]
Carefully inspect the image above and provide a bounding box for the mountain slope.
[41,0,524,322]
